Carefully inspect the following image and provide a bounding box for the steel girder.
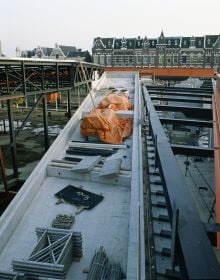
[143,86,220,279]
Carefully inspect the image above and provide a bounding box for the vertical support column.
[0,146,9,194]
[67,90,71,120]
[42,95,49,151]
[56,62,59,92]
[41,65,45,90]
[21,61,26,95]
[5,65,10,95]
[7,99,18,178]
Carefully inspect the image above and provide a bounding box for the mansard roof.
[92,35,220,51]
[135,38,144,49]
[165,37,181,48]
[181,37,191,48]
[101,38,114,49]
[195,37,204,48]
[114,38,136,49]
[205,35,219,48]
[148,39,157,48]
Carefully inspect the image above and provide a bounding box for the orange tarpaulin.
[80,109,133,144]
[47,92,61,103]
[98,93,133,111]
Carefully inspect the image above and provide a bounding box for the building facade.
[16,43,92,62]
[92,32,220,68]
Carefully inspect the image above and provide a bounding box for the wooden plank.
[71,156,101,172]
[99,157,122,177]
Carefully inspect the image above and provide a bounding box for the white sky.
[1,0,220,56]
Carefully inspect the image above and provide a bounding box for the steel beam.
[67,90,71,120]
[7,99,18,178]
[212,76,220,249]
[143,86,220,279]
[147,85,213,94]
[151,96,212,104]
[42,96,49,151]
[149,90,213,99]
[155,104,212,120]
[160,117,213,128]
[171,144,214,157]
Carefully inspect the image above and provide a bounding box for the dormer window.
[207,38,211,45]
[108,41,111,47]
[175,40,178,46]
[184,40,187,46]
[190,36,196,48]
[121,38,127,49]
[168,40,171,46]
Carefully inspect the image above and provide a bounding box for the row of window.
[93,54,220,67]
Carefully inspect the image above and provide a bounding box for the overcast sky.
[1,0,220,56]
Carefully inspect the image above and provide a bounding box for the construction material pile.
[80,108,133,144]
[80,92,133,144]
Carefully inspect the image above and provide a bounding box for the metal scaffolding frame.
[0,58,104,181]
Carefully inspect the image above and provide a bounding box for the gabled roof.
[50,43,66,58]
[213,36,220,49]
[59,45,77,55]
[101,38,114,49]
[93,38,106,50]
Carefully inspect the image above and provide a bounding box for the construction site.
[1,56,220,279]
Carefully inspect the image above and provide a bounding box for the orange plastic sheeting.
[98,93,133,111]
[47,92,61,103]
[80,109,133,144]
